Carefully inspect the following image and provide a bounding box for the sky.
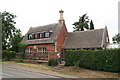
[0,0,119,43]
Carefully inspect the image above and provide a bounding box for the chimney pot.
[59,10,64,24]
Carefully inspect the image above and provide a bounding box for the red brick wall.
[25,23,68,60]
[26,44,55,60]
[56,23,68,52]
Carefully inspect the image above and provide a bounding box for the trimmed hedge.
[64,49,120,72]
[48,59,58,66]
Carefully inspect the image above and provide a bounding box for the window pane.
[28,34,32,40]
[29,48,33,54]
[45,32,49,38]
[40,33,42,39]
[35,33,37,39]
[38,48,46,55]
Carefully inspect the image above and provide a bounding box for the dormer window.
[28,34,32,40]
[39,33,42,39]
[45,32,49,38]
[28,31,52,40]
[35,33,37,39]
[32,33,35,39]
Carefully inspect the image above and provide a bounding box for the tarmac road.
[2,66,59,78]
[1,63,118,80]
[1,62,62,80]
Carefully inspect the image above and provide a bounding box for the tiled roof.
[62,29,105,49]
[21,23,62,44]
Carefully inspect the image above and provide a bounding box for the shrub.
[18,43,27,53]
[20,53,26,59]
[2,58,10,62]
[15,59,24,63]
[2,50,16,61]
[64,49,120,72]
[48,59,58,66]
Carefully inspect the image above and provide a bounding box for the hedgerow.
[64,49,120,72]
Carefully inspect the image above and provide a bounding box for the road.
[2,62,64,80]
[2,63,60,78]
[2,66,59,78]
[1,63,118,80]
[1,63,79,80]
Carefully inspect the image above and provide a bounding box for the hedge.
[64,49,120,72]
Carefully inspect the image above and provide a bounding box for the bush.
[15,59,24,63]
[20,53,26,59]
[64,49,120,72]
[18,43,27,53]
[2,50,16,61]
[48,59,58,66]
[2,58,10,62]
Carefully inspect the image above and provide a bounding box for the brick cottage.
[21,10,109,60]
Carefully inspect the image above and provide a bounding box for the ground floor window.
[25,48,33,55]
[38,48,47,55]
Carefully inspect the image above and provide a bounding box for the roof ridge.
[69,28,105,33]
[30,23,58,29]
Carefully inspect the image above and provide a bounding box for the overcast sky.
[0,0,119,43]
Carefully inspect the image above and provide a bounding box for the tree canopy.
[2,11,23,51]
[10,29,23,52]
[2,11,16,50]
[73,14,94,31]
[90,20,94,30]
[112,33,120,44]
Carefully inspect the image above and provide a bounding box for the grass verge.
[3,61,119,78]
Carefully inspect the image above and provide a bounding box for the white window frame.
[29,34,32,40]
[45,32,49,38]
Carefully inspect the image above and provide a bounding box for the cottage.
[21,10,109,60]
[21,10,68,60]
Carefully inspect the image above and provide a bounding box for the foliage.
[64,49,120,72]
[48,59,58,66]
[73,14,89,31]
[112,33,120,44]
[2,11,16,50]
[90,20,94,30]
[2,50,16,61]
[10,29,23,52]
[73,14,95,32]
[15,58,24,63]
[20,53,26,59]
[2,11,23,52]
[2,57,10,62]
[18,43,27,53]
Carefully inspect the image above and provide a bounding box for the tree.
[10,29,23,52]
[2,11,16,50]
[112,33,120,44]
[90,20,94,30]
[73,14,89,31]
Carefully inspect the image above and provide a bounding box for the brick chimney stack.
[59,10,64,24]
